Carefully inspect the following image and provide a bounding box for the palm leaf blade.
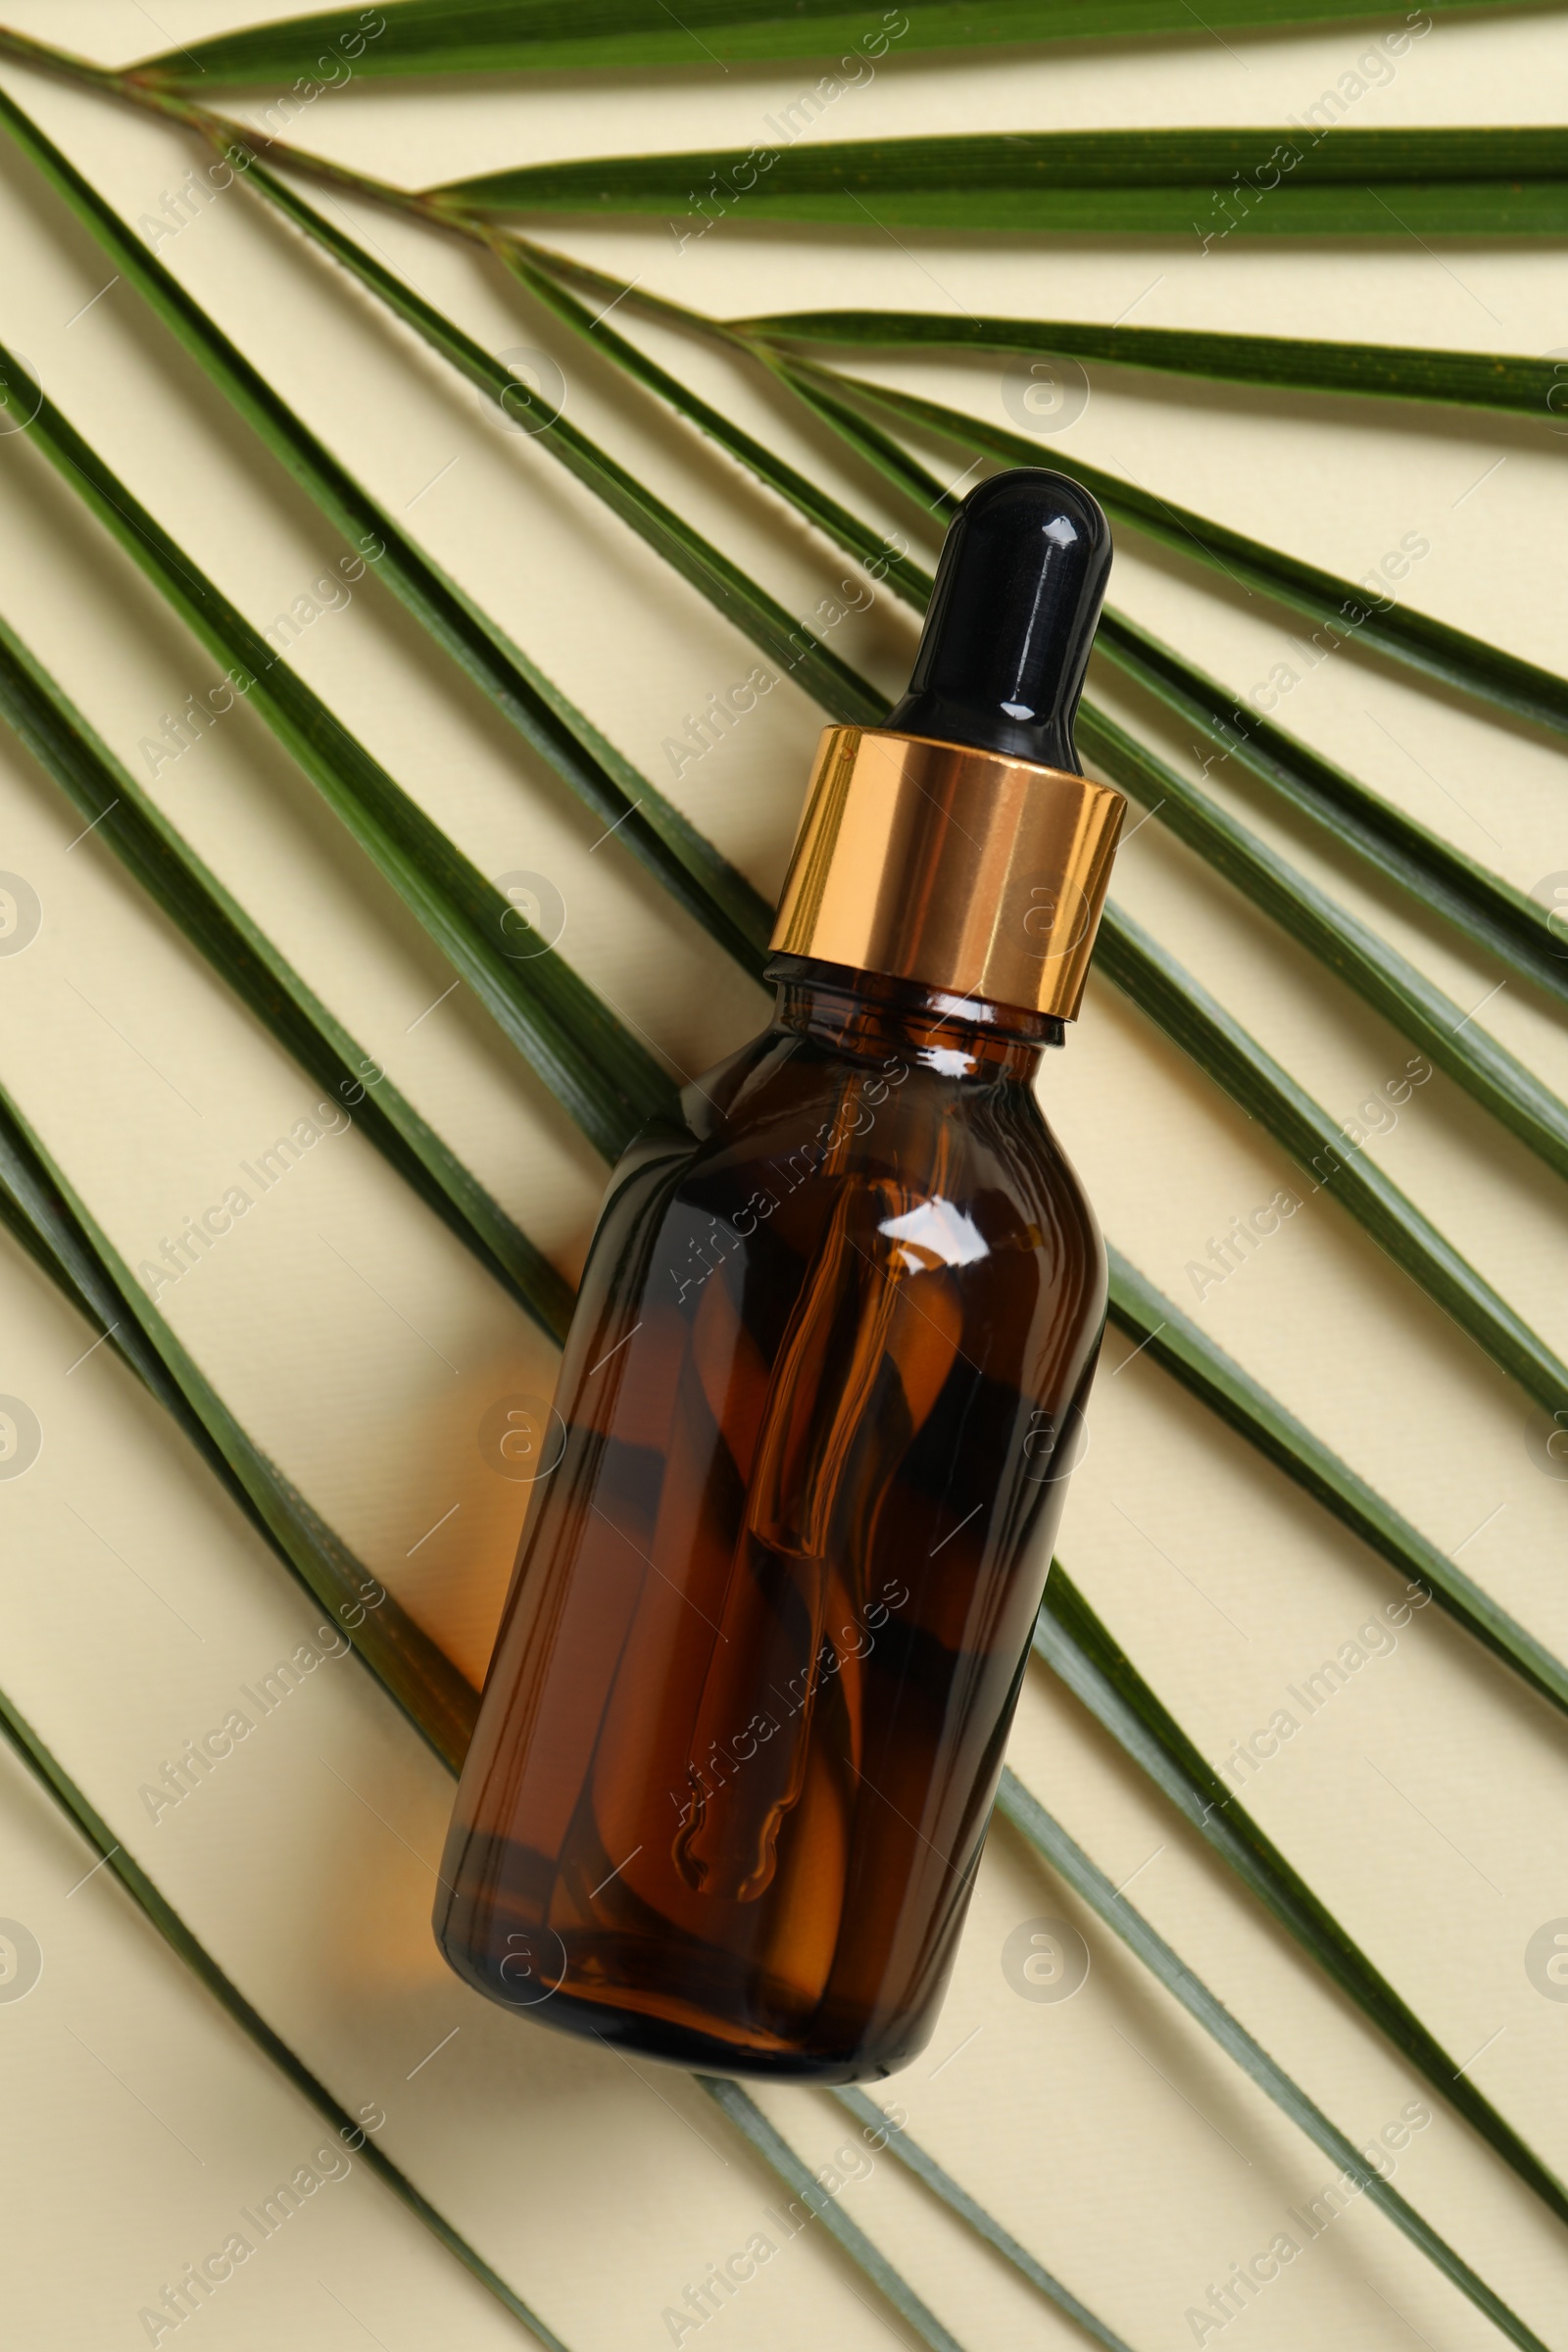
[698,2078,971,2352]
[1094,611,1568,1010]
[1078,705,1568,1185]
[0,1682,571,2348]
[114,0,1547,79]
[0,342,671,1160]
[0,614,573,1341]
[0,84,771,977]
[832,2086,1140,2350]
[497,242,932,604]
[236,155,883,727]
[737,309,1559,423]
[434,128,1568,238]
[0,1083,479,1767]
[995,1771,1552,2352]
[1099,905,1568,1416]
[1104,1245,1568,1710]
[803,364,1568,738]
[1035,1562,1568,2225]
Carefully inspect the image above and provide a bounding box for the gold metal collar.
[769,727,1125,1020]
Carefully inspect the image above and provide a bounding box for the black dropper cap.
[885,467,1111,775]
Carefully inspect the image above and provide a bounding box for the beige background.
[0,2,1564,2345]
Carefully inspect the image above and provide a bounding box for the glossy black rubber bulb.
[885,466,1112,775]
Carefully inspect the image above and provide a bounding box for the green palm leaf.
[1100,906,1568,1416]
[488,252,1568,1187]
[0,614,573,1343]
[832,2086,1140,2350]
[0,85,771,979]
[0,343,673,1161]
[33,168,1565,1434]
[19,602,1564,2253]
[0,1081,479,1768]
[26,98,1549,1712]
[21,69,1560,1599]
[995,1772,1552,2352]
[7,52,1563,755]
[339,237,1568,1194]
[110,0,1552,80]
[1035,1562,1568,2227]
[1104,1244,1568,1713]
[434,128,1568,238]
[0,21,1554,2343]
[101,184,1563,1422]
[0,1681,570,2348]
[737,309,1562,425]
[791,362,1568,738]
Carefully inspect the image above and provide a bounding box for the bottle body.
[435,959,1106,2080]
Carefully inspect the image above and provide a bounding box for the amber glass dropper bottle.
[435,467,1126,2081]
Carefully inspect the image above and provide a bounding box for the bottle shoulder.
[707,1021,1089,1191]
[606,1019,1102,1304]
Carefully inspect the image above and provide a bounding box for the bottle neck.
[766,955,1062,1085]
